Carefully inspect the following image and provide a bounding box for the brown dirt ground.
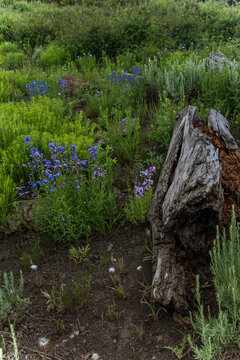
[0,225,193,360]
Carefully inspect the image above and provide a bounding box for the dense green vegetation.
[0,0,240,358]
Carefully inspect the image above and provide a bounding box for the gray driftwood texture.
[148,106,239,311]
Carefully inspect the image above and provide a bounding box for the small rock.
[107,243,113,252]
[113,338,117,344]
[120,118,138,137]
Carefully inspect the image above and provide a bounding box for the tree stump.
[148,106,240,311]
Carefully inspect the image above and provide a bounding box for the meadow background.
[0,0,240,358]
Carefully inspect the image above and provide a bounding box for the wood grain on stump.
[148,106,240,312]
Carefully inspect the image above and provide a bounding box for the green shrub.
[188,208,240,359]
[0,41,19,53]
[210,208,240,321]
[1,0,238,57]
[40,44,70,67]
[1,51,24,69]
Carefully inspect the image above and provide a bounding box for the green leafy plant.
[69,244,91,268]
[150,96,185,151]
[109,273,127,299]
[115,257,127,275]
[42,278,91,313]
[21,236,44,268]
[164,336,187,359]
[106,302,123,322]
[130,323,144,342]
[124,187,153,225]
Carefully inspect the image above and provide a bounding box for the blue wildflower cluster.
[16,137,105,198]
[25,78,67,99]
[134,166,156,198]
[108,66,142,93]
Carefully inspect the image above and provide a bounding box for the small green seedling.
[130,323,144,341]
[106,302,123,321]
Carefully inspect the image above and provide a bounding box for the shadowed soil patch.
[0,225,189,360]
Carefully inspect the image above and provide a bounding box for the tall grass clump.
[188,208,240,359]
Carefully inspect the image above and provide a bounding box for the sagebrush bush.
[188,208,240,360]
[0,271,29,323]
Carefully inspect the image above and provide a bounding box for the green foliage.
[124,188,153,225]
[0,97,95,225]
[130,323,144,341]
[21,235,44,268]
[0,69,23,102]
[0,172,17,226]
[150,96,185,151]
[75,53,97,73]
[0,271,29,323]
[0,42,19,53]
[106,302,123,322]
[210,208,240,321]
[164,336,187,359]
[39,44,70,67]
[142,54,205,102]
[42,278,91,312]
[188,208,240,359]
[201,64,240,116]
[68,244,91,265]
[1,52,24,69]
[34,153,120,242]
[0,323,20,360]
[100,107,140,164]
[0,0,238,57]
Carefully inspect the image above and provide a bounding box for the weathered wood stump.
[148,106,240,311]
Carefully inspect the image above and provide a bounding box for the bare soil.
[0,224,194,360]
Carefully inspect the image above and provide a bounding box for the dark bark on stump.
[148,106,240,312]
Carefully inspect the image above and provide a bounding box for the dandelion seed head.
[30,265,38,270]
[92,353,100,360]
[38,337,49,348]
[108,267,115,274]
